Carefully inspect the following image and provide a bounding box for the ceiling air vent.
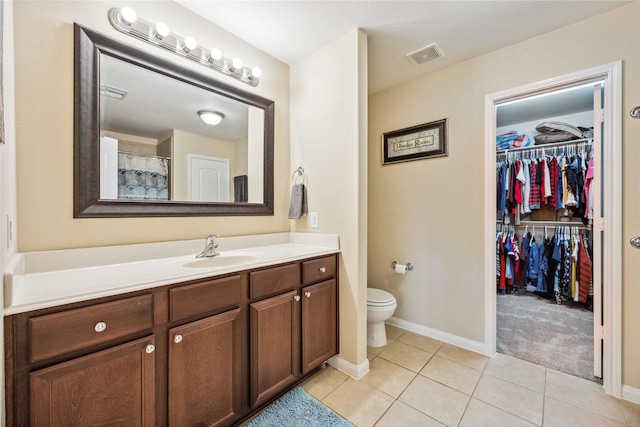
[406,43,443,66]
[100,84,129,100]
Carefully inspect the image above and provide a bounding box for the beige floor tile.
[398,331,444,353]
[420,355,482,395]
[543,396,626,427]
[300,365,349,401]
[368,344,385,357]
[385,324,405,341]
[378,340,433,373]
[375,400,445,427]
[322,378,394,427]
[399,375,470,426]
[436,343,489,371]
[484,353,546,393]
[473,372,543,425]
[545,369,625,423]
[361,357,417,398]
[621,400,640,427]
[459,398,537,427]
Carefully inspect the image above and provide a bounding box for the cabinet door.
[168,308,242,427]
[302,279,337,374]
[30,336,155,427]
[250,290,299,406]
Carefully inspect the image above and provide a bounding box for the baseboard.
[622,384,640,404]
[328,355,369,380]
[386,316,487,355]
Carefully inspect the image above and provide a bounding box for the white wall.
[291,29,368,371]
[368,2,640,390]
[0,1,16,423]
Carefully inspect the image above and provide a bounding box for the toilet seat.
[367,288,396,307]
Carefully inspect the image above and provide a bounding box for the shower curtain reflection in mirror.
[118,152,169,200]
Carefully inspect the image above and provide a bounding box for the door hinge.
[600,109,605,123]
[598,325,605,340]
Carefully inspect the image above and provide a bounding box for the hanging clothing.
[529,161,540,210]
[578,234,593,303]
[548,156,559,209]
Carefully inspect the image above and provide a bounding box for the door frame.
[483,61,622,397]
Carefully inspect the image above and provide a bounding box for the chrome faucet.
[196,234,220,258]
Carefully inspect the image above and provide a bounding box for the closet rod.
[498,220,591,228]
[496,138,592,156]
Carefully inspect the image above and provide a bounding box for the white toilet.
[367,288,397,348]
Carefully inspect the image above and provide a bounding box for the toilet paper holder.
[391,261,414,272]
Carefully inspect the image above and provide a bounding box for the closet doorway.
[483,62,622,397]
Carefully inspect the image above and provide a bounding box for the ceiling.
[100,54,249,141]
[175,0,631,94]
[496,84,596,128]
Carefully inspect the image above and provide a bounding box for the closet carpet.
[496,292,596,382]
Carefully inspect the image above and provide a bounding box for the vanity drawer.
[250,264,299,299]
[28,294,153,363]
[170,274,242,322]
[302,255,336,284]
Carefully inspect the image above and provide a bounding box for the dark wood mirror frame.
[74,24,274,217]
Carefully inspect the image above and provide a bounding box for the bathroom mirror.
[74,24,274,217]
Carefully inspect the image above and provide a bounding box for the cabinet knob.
[294,295,301,302]
[145,344,155,354]
[94,322,107,332]
[305,291,311,298]
[174,335,183,344]
[319,267,326,273]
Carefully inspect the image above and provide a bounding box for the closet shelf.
[496,138,592,156]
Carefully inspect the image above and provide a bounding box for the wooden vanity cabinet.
[30,336,156,427]
[250,290,300,406]
[168,308,243,427]
[249,255,338,406]
[301,279,337,374]
[5,293,157,427]
[5,254,338,427]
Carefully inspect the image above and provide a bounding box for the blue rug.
[245,387,353,427]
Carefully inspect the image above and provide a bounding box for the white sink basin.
[182,253,260,269]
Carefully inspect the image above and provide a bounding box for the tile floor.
[301,325,640,427]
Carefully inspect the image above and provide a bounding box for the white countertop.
[4,232,340,315]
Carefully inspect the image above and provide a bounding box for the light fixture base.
[108,8,261,87]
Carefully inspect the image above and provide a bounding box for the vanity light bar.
[108,7,261,87]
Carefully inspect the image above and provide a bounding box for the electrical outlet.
[310,212,319,229]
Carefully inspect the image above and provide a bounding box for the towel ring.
[291,166,307,185]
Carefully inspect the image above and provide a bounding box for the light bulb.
[209,48,222,61]
[184,36,197,51]
[155,22,170,39]
[251,66,262,78]
[232,58,243,70]
[120,7,137,25]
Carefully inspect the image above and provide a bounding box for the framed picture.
[382,118,447,165]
